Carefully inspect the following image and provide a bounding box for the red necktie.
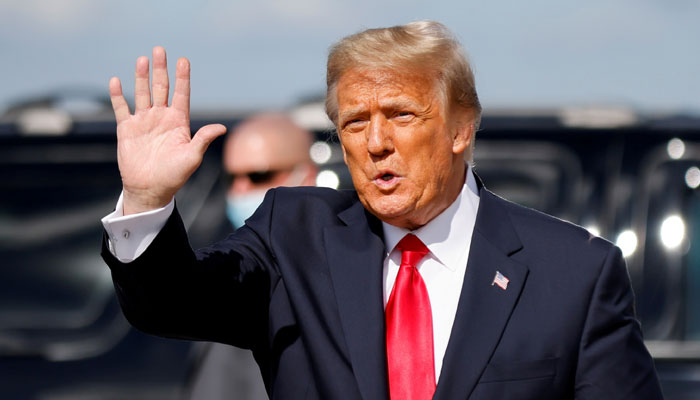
[386,234,436,400]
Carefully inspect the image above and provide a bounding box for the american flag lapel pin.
[492,271,509,290]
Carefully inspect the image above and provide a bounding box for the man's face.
[336,67,472,229]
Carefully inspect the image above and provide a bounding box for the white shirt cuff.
[101,193,175,263]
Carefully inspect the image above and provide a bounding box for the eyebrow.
[380,98,422,111]
[339,97,425,121]
[338,106,370,126]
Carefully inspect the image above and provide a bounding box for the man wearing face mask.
[183,112,317,400]
[223,112,317,228]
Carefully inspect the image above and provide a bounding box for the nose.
[231,174,253,194]
[367,116,394,157]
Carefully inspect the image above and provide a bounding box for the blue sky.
[1,0,699,114]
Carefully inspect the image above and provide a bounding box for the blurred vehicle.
[0,97,243,399]
[1,98,700,399]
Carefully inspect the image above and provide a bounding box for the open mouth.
[373,170,401,188]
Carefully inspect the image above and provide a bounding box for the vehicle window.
[474,140,585,222]
[633,142,700,343]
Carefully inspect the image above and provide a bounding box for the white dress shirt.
[382,166,480,381]
[102,166,481,382]
[102,193,174,262]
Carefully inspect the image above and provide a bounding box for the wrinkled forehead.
[336,67,444,109]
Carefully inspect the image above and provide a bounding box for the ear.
[451,108,475,155]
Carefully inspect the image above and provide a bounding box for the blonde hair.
[325,21,481,129]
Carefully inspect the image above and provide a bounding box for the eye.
[342,118,367,130]
[394,111,414,121]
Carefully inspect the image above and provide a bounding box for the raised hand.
[109,46,227,215]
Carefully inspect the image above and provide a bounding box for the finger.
[109,77,131,123]
[172,57,190,115]
[151,46,169,107]
[191,124,227,155]
[134,56,151,112]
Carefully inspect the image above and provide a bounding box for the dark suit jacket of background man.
[102,180,663,400]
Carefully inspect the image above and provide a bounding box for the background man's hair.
[325,20,482,131]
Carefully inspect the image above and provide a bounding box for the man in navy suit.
[101,21,663,399]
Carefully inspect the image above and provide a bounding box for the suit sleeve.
[101,190,280,350]
[574,245,664,399]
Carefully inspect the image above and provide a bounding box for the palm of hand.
[109,47,226,214]
[117,106,193,197]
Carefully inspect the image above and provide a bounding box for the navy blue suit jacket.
[102,184,663,399]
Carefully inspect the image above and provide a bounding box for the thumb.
[191,123,227,155]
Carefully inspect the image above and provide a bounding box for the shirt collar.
[382,165,480,271]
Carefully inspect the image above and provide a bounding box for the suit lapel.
[325,200,389,400]
[434,188,529,400]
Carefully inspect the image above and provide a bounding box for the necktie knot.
[396,234,429,268]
